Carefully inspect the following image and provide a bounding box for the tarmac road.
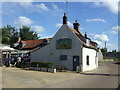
[45,62,119,88]
[2,62,120,88]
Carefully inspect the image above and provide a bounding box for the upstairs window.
[86,55,89,65]
[86,39,90,46]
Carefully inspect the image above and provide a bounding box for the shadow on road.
[114,62,120,65]
[80,73,120,77]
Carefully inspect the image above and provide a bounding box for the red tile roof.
[24,38,52,49]
[15,38,52,49]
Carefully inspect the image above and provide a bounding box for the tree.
[19,26,39,40]
[1,25,18,45]
[1,25,40,45]
[112,50,117,52]
[101,48,107,52]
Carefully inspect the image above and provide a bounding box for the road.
[2,62,120,88]
[46,62,119,88]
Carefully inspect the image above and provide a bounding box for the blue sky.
[1,1,119,51]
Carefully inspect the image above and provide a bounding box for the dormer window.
[84,32,90,46]
[86,39,90,46]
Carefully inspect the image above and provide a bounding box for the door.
[73,56,80,71]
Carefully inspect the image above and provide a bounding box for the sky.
[1,0,119,51]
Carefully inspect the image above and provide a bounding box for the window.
[56,38,72,49]
[60,55,67,60]
[86,39,90,46]
[86,55,89,65]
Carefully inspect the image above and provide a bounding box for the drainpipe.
[80,45,83,72]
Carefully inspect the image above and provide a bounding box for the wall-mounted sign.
[56,38,72,49]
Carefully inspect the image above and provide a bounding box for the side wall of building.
[31,24,83,70]
[82,47,98,72]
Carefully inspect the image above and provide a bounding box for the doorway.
[73,56,80,71]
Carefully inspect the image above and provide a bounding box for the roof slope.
[68,26,98,50]
[22,38,51,49]
[14,38,52,50]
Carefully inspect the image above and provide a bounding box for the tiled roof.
[15,38,52,49]
[23,38,52,49]
[68,26,98,49]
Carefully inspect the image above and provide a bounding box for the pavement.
[1,61,120,88]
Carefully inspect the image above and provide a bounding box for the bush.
[30,61,55,68]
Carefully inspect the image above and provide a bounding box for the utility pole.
[105,41,106,49]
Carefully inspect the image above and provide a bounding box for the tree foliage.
[19,26,39,40]
[101,48,108,52]
[112,50,117,52]
[1,25,40,45]
[1,25,18,45]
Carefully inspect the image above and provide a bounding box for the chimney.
[18,37,21,42]
[73,20,80,32]
[84,32,87,38]
[63,13,68,24]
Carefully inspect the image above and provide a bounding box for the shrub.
[30,61,55,68]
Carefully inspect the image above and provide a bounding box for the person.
[18,56,21,63]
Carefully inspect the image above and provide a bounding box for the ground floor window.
[86,55,89,65]
[60,55,67,60]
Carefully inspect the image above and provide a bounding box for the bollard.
[76,66,80,73]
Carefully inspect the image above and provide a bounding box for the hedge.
[30,61,55,68]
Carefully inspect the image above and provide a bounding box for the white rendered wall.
[31,24,83,70]
[82,47,98,72]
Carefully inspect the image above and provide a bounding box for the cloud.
[38,3,49,11]
[93,34,109,42]
[51,4,63,12]
[56,21,73,27]
[94,40,102,46]
[111,26,120,34]
[56,23,62,27]
[68,21,73,26]
[15,16,33,26]
[91,33,109,47]
[94,2,118,14]
[31,25,45,33]
[40,35,54,39]
[86,18,106,22]
[19,2,49,12]
[2,0,34,2]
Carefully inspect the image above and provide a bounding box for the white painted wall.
[31,24,83,70]
[31,24,98,72]
[82,47,98,72]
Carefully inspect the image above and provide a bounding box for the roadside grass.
[99,56,120,63]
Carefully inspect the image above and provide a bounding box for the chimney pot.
[84,32,87,38]
[73,20,80,32]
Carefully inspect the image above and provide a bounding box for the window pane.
[60,55,67,60]
[86,55,89,65]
